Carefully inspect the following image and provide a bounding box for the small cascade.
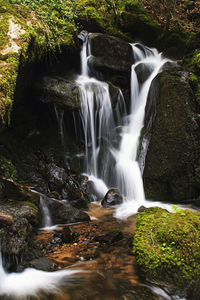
[76,37,125,186]
[114,44,171,218]
[40,195,53,229]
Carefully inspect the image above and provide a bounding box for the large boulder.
[35,76,81,110]
[0,200,38,258]
[88,33,134,73]
[143,71,200,203]
[120,2,161,46]
[133,207,200,292]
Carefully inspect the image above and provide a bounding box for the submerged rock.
[101,188,123,207]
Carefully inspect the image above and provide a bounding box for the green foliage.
[133,207,200,287]
[6,0,77,47]
[0,156,17,180]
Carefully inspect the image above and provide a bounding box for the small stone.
[137,206,147,213]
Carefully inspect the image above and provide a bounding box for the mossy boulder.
[0,200,38,258]
[133,207,200,289]
[120,7,161,46]
[143,71,200,203]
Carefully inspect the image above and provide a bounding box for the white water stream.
[77,36,174,218]
[0,246,81,299]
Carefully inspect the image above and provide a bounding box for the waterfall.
[114,44,171,218]
[76,38,125,188]
[77,36,172,217]
[40,195,53,229]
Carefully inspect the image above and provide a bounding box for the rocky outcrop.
[43,196,90,224]
[143,71,200,203]
[120,2,161,46]
[0,200,38,257]
[35,77,81,110]
[88,33,134,73]
[35,75,122,111]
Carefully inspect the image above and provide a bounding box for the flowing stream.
[0,35,185,299]
[77,35,173,218]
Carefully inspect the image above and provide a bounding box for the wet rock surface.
[0,199,38,257]
[101,188,123,207]
[88,33,134,73]
[143,70,200,203]
[35,76,81,110]
[43,196,90,224]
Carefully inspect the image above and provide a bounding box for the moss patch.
[133,207,200,287]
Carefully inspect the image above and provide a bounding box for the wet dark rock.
[35,76,81,110]
[186,280,200,300]
[53,226,74,243]
[101,189,123,207]
[2,178,40,206]
[135,63,154,84]
[137,206,147,213]
[30,257,57,271]
[44,196,90,224]
[88,33,134,73]
[94,229,123,245]
[143,71,200,203]
[0,200,38,257]
[46,163,67,192]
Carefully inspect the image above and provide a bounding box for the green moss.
[25,201,38,213]
[0,155,17,180]
[133,207,200,287]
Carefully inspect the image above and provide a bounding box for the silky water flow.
[76,35,173,218]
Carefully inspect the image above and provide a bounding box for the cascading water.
[77,36,173,217]
[114,44,171,218]
[40,195,53,229]
[0,246,81,299]
[0,235,83,299]
[76,35,126,189]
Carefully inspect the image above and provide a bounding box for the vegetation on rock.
[143,70,200,203]
[133,207,200,287]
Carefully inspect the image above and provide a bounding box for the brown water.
[33,204,167,300]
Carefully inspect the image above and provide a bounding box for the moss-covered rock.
[133,207,200,288]
[120,2,161,46]
[143,71,200,203]
[0,200,38,257]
